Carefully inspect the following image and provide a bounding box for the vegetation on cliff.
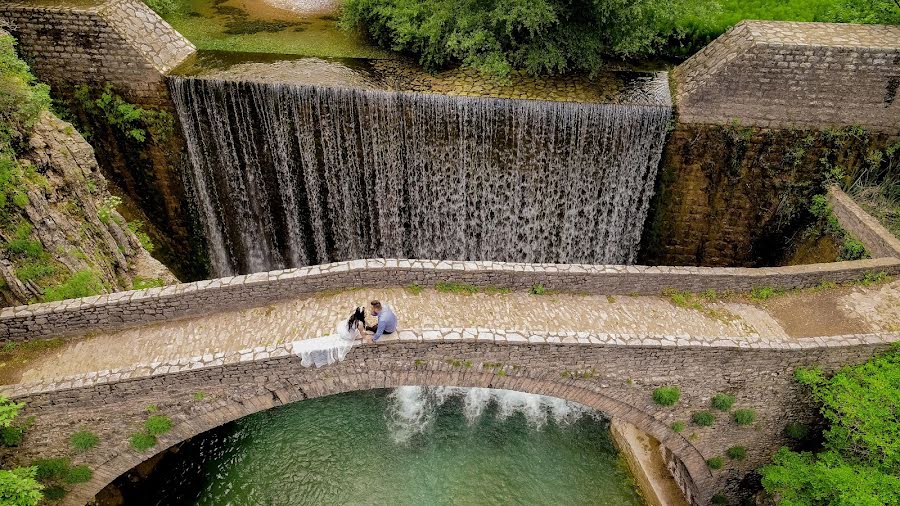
[0,33,174,306]
[340,0,899,77]
[760,346,900,505]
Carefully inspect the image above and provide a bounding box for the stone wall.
[0,0,193,106]
[828,186,900,259]
[673,21,900,130]
[640,123,900,267]
[3,257,900,342]
[2,334,895,505]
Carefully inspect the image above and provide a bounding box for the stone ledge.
[828,185,900,259]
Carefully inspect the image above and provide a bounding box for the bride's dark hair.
[347,306,366,331]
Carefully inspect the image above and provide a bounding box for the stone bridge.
[1,257,899,505]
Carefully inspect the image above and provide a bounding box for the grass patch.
[132,276,165,290]
[70,430,99,451]
[652,386,681,407]
[405,284,423,295]
[750,286,783,301]
[692,411,715,427]
[41,270,104,302]
[145,414,172,436]
[733,409,756,425]
[711,393,736,411]
[726,446,748,460]
[129,432,157,451]
[434,281,479,295]
[530,283,547,295]
[63,464,92,484]
[707,456,724,470]
[192,392,207,401]
[671,421,685,433]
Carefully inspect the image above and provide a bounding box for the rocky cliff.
[0,111,176,307]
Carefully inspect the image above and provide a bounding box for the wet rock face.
[0,112,175,307]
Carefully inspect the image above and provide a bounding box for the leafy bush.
[711,393,735,411]
[692,411,715,426]
[72,84,172,144]
[1,425,26,447]
[129,432,157,451]
[707,456,724,470]
[143,0,178,15]
[144,415,172,436]
[70,430,99,452]
[733,409,756,425]
[652,386,681,406]
[760,347,900,503]
[62,465,92,484]
[0,467,43,506]
[96,195,121,224]
[726,446,747,460]
[840,238,867,260]
[126,220,155,252]
[41,270,104,302]
[341,0,699,79]
[0,397,24,428]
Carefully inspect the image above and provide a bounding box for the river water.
[103,387,643,505]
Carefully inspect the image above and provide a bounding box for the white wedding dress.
[292,320,359,368]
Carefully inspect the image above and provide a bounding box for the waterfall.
[169,77,671,276]
[386,386,595,443]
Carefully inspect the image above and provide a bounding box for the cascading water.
[170,75,671,276]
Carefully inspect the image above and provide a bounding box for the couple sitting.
[345,300,397,344]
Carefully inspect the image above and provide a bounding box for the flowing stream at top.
[169,75,671,276]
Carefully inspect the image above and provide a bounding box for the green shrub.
[784,422,810,440]
[126,220,155,252]
[43,484,65,501]
[0,397,25,428]
[129,432,157,451]
[711,393,735,411]
[145,415,172,436]
[143,0,178,15]
[733,409,756,425]
[671,421,685,433]
[15,262,57,283]
[707,457,724,470]
[840,238,867,260]
[73,84,173,144]
[70,430,99,452]
[0,467,43,506]
[652,386,681,406]
[530,284,547,295]
[63,464,92,484]
[726,446,747,460]
[41,270,104,302]
[711,493,728,505]
[96,195,121,224]
[808,194,831,219]
[1,425,26,447]
[692,411,715,426]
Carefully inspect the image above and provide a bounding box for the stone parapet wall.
[0,0,194,106]
[4,335,896,505]
[828,186,900,259]
[3,257,900,342]
[673,21,900,130]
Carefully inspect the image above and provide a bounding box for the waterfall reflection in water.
[170,77,671,276]
[99,388,643,506]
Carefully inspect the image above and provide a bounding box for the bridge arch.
[43,343,716,505]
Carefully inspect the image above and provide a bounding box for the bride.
[293,307,366,367]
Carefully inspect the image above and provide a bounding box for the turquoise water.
[106,387,643,505]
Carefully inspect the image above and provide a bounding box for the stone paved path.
[4,281,899,385]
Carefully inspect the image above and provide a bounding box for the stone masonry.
[3,257,900,342]
[0,0,195,106]
[673,21,900,130]
[2,335,896,505]
[828,186,900,259]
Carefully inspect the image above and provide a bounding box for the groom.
[365,300,397,343]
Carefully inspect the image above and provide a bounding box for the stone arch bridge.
[1,258,899,505]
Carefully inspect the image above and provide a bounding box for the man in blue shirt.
[365,300,397,343]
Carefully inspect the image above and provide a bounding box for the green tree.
[0,467,43,506]
[760,346,900,504]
